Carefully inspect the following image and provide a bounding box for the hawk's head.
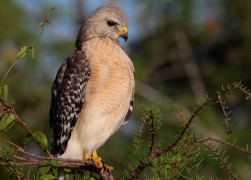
[76,6,128,48]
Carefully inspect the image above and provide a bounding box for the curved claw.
[84,150,113,172]
[104,164,113,172]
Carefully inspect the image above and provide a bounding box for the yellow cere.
[122,26,127,33]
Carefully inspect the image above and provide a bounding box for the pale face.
[77,6,128,45]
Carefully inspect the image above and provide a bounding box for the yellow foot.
[84,150,103,168]
[84,150,113,172]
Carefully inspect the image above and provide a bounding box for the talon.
[104,164,113,172]
[92,150,103,168]
[84,150,103,168]
[84,150,113,171]
[92,156,103,168]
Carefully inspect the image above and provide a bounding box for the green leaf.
[39,160,50,166]
[33,131,48,149]
[50,160,60,167]
[17,46,29,59]
[39,165,51,176]
[63,168,72,173]
[39,160,51,175]
[0,84,8,101]
[41,174,56,180]
[51,168,58,177]
[0,113,15,133]
[31,46,36,59]
[66,174,74,180]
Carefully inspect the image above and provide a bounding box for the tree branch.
[127,82,250,179]
[0,140,113,180]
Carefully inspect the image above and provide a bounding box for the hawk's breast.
[73,37,134,152]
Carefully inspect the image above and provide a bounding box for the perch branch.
[0,140,113,180]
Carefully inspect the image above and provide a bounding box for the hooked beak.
[119,26,128,41]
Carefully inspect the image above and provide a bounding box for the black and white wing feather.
[49,50,91,156]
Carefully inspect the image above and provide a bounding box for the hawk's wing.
[49,50,91,156]
[124,88,134,124]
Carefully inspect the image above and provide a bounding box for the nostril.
[122,27,127,32]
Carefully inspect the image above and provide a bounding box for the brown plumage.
[49,6,134,161]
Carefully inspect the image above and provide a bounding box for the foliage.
[126,82,251,179]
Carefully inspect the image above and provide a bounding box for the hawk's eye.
[107,20,116,27]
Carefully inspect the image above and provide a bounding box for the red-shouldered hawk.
[49,5,134,171]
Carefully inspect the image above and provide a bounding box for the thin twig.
[149,110,156,157]
[172,136,251,156]
[202,143,237,180]
[197,137,251,155]
[217,94,231,134]
[16,114,52,157]
[1,139,24,152]
[134,117,147,153]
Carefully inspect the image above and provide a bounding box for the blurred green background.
[0,0,251,179]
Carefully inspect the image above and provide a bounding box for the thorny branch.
[148,110,156,157]
[134,115,147,153]
[127,82,251,179]
[173,136,251,156]
[217,94,231,134]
